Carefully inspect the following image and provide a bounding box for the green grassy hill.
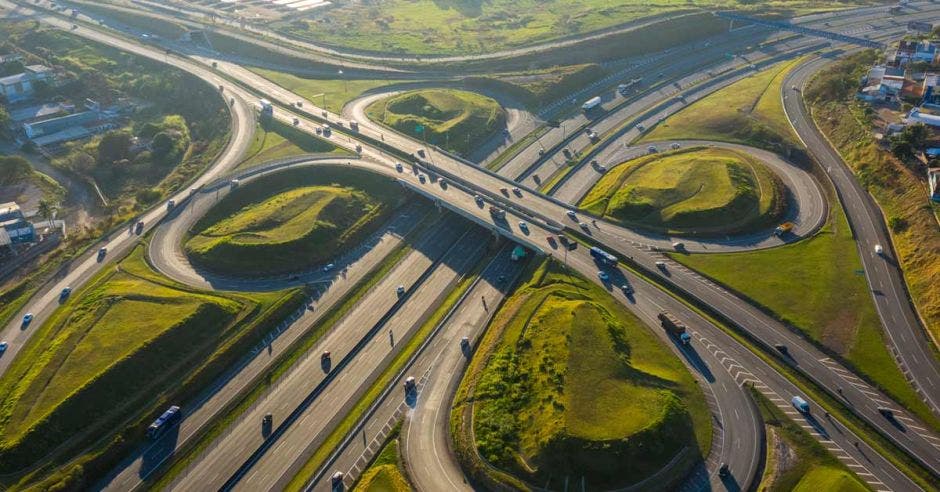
[642,58,804,152]
[580,147,785,235]
[186,166,406,276]
[460,261,710,490]
[365,89,506,157]
[0,247,304,488]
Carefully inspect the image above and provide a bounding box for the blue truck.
[590,246,617,265]
[658,312,692,345]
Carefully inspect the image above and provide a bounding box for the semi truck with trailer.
[658,312,692,345]
[774,222,794,236]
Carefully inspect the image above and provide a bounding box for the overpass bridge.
[715,12,886,49]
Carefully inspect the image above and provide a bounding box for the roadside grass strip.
[350,424,411,492]
[235,119,348,171]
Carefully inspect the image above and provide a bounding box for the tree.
[151,131,175,158]
[96,131,132,165]
[37,198,57,229]
[890,138,914,160]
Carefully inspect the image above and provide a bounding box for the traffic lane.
[562,250,762,491]
[235,229,490,491]
[397,252,521,492]
[592,223,940,472]
[168,221,469,491]
[95,208,433,491]
[784,57,940,413]
[564,249,917,491]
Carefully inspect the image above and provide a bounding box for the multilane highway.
[4,1,939,490]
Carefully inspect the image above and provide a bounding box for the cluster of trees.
[889,123,928,160]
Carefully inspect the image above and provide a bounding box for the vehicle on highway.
[621,284,634,295]
[0,341,7,354]
[323,263,335,272]
[321,350,331,362]
[719,463,730,478]
[262,413,272,426]
[566,210,577,220]
[97,247,107,260]
[418,174,426,184]
[587,129,599,141]
[349,120,359,131]
[474,195,484,206]
[774,222,794,236]
[167,199,175,210]
[500,187,509,196]
[417,149,426,158]
[671,142,681,150]
[596,164,607,172]
[598,271,609,281]
[322,126,331,136]
[538,148,545,156]
[590,246,617,265]
[791,396,810,413]
[792,85,799,91]
[460,336,469,347]
[59,287,72,300]
[331,471,344,485]
[579,222,589,231]
[489,206,506,220]
[655,261,666,270]
[315,127,322,135]
[404,376,416,391]
[658,311,692,345]
[874,244,884,255]
[877,407,894,418]
[135,220,144,235]
[775,344,789,355]
[355,144,363,153]
[395,162,404,172]
[147,405,181,439]
[582,96,602,111]
[296,101,303,107]
[546,236,557,248]
[512,187,522,197]
[637,123,645,131]
[22,313,33,326]
[292,118,299,126]
[672,241,684,251]
[647,145,658,153]
[518,221,528,233]
[396,285,406,296]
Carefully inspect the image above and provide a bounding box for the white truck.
[582,96,602,111]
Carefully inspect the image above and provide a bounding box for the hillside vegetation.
[273,1,863,55]
[581,147,785,235]
[0,247,304,490]
[454,260,710,490]
[365,89,506,157]
[186,166,406,276]
[643,58,803,152]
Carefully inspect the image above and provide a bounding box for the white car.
[598,271,609,281]
[874,244,884,255]
[396,285,406,296]
[655,261,667,269]
[323,263,335,272]
[566,210,577,219]
[518,221,528,232]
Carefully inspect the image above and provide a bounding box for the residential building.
[7,102,74,125]
[0,65,53,102]
[913,40,940,64]
[907,108,940,127]
[0,202,35,244]
[22,110,117,147]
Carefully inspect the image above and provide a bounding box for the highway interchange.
[1,0,940,491]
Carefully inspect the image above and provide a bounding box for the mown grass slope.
[581,147,785,235]
[643,58,803,152]
[673,204,939,430]
[186,166,406,276]
[236,119,347,171]
[353,428,411,492]
[248,69,412,115]
[365,89,506,157]
[462,260,710,489]
[0,246,304,489]
[751,388,869,492]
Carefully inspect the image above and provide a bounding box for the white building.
[0,65,53,102]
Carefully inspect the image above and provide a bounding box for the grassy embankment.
[185,166,405,276]
[580,147,785,235]
[365,89,507,157]
[235,118,348,171]
[272,0,862,56]
[352,425,411,492]
[0,246,304,490]
[650,53,938,429]
[750,387,869,492]
[249,69,411,115]
[642,57,803,152]
[451,260,710,490]
[805,51,940,347]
